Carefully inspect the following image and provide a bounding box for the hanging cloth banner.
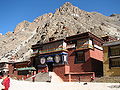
[41,52,68,57]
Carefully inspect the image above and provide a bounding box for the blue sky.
[0,0,120,35]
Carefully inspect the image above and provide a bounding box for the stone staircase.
[26,72,63,82]
[49,72,63,82]
[26,72,49,82]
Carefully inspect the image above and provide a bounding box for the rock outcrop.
[0,2,120,62]
[14,20,31,33]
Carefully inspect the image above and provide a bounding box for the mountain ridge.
[0,2,120,62]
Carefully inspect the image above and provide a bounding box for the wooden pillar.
[68,74,71,82]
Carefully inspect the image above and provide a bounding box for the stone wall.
[103,46,120,76]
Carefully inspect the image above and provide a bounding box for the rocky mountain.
[0,2,120,62]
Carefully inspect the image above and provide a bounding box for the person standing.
[90,76,94,82]
[1,73,10,90]
[32,75,36,82]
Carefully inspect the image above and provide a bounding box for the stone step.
[26,72,63,82]
[26,72,49,82]
[49,72,63,82]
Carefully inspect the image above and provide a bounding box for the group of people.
[0,73,10,90]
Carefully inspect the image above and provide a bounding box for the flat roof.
[103,40,120,46]
[66,32,104,43]
[32,32,104,49]
[32,39,65,49]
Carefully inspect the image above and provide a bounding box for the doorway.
[92,59,103,77]
[47,62,53,72]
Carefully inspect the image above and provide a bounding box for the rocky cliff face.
[0,2,120,62]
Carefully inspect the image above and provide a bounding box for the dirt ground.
[0,79,120,90]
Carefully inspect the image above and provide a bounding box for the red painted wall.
[53,48,97,82]
[8,64,14,77]
[89,48,103,61]
[53,65,69,82]
[68,49,92,72]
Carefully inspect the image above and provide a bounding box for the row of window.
[109,45,120,56]
[110,57,120,67]
[109,45,120,68]
[32,39,93,64]
[33,39,95,54]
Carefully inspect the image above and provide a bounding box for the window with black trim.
[109,58,120,67]
[75,51,85,63]
[109,45,120,68]
[109,45,120,56]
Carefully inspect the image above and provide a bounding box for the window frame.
[109,45,120,57]
[109,57,120,68]
[108,45,120,68]
[75,50,85,64]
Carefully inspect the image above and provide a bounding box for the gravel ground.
[0,79,120,90]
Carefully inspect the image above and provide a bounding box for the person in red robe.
[1,73,10,90]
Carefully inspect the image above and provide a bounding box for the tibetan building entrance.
[31,39,68,73]
[46,62,53,71]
